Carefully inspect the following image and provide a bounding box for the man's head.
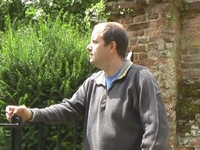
[94,22,129,58]
[87,22,129,69]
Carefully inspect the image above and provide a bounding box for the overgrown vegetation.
[0,0,108,30]
[0,6,108,150]
[177,80,200,135]
[0,0,108,149]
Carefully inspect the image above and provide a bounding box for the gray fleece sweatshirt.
[31,60,169,150]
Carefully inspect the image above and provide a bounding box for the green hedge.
[0,0,107,31]
[0,17,96,149]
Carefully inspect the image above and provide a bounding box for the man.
[6,22,169,150]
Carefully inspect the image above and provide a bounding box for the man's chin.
[89,58,94,63]
[89,59,96,66]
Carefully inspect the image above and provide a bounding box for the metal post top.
[0,115,22,128]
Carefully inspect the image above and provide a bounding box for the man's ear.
[109,41,117,53]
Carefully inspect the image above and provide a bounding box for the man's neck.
[104,59,125,77]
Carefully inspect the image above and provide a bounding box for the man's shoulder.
[129,64,150,74]
[90,70,104,79]
[128,64,155,81]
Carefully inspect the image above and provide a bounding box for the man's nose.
[87,44,92,51]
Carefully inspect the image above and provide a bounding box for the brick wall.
[176,0,200,150]
[180,2,200,79]
[106,0,200,149]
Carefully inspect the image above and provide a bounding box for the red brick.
[132,30,145,37]
[148,43,158,51]
[148,28,160,36]
[129,39,137,46]
[189,47,200,54]
[181,48,189,55]
[138,38,148,44]
[148,13,159,20]
[190,63,200,69]
[149,36,160,42]
[121,18,133,24]
[182,55,200,62]
[138,60,157,66]
[191,139,200,145]
[175,147,195,150]
[163,98,171,103]
[160,58,168,63]
[127,22,150,31]
[138,53,148,60]
[147,0,162,4]
[134,15,147,22]
[184,26,200,33]
[181,63,190,69]
[150,21,160,28]
[131,46,146,52]
[186,1,200,11]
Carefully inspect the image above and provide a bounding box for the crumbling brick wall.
[106,0,200,149]
[176,1,200,150]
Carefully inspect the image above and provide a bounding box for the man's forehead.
[94,23,106,31]
[91,26,105,39]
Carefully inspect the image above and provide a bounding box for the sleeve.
[138,68,169,150]
[30,77,92,124]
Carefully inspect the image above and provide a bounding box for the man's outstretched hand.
[6,105,32,123]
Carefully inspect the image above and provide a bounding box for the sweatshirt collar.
[93,60,133,86]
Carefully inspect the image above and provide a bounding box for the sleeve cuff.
[29,109,36,122]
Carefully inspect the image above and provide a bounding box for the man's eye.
[92,40,98,43]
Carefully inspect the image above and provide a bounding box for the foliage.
[0,127,10,149]
[177,80,200,120]
[177,80,200,135]
[0,0,107,30]
[84,0,109,27]
[0,0,107,148]
[0,16,97,149]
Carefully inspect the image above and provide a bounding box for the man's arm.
[29,77,93,124]
[138,69,169,150]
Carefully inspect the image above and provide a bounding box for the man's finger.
[5,105,15,113]
[6,112,12,122]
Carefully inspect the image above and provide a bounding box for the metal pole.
[73,120,78,150]
[38,124,45,150]
[11,116,22,150]
[57,125,61,150]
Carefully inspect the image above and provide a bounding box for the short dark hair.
[99,22,129,58]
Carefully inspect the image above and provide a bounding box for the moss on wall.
[177,80,200,134]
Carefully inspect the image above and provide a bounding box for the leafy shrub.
[0,0,107,30]
[0,16,97,149]
[0,127,10,149]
